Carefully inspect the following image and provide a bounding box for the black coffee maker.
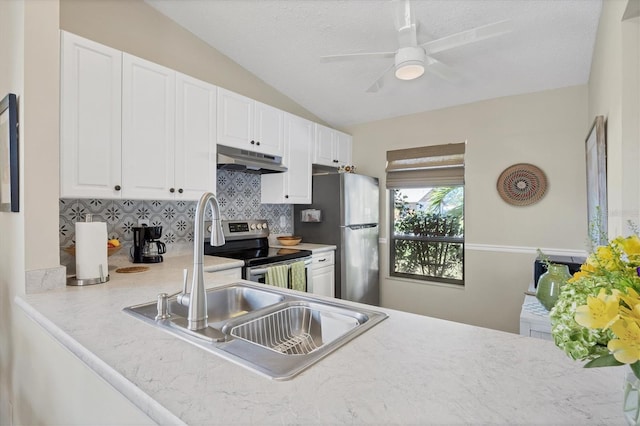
[131,226,166,263]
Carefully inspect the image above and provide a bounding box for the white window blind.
[385,142,465,189]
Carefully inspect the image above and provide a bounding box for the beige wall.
[588,0,640,236]
[347,85,589,333]
[59,0,325,126]
[0,1,26,422]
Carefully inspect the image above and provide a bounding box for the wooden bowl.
[64,245,122,257]
[277,236,302,246]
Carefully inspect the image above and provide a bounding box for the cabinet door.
[216,87,253,150]
[261,114,312,204]
[335,131,352,167]
[314,124,335,167]
[312,266,335,297]
[122,54,175,200]
[60,31,122,199]
[175,73,217,200]
[284,115,313,203]
[253,101,284,157]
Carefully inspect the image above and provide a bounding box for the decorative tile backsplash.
[59,169,293,255]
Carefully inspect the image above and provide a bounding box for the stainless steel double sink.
[123,282,388,380]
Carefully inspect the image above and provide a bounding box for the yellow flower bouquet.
[550,234,640,377]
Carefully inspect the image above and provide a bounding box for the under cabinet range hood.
[217,145,287,174]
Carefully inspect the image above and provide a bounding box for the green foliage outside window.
[392,187,464,283]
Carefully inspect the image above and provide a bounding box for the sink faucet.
[180,192,225,331]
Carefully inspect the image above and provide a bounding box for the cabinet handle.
[178,188,183,194]
[250,140,255,145]
[333,159,339,163]
[285,195,289,199]
[114,185,121,191]
[318,258,327,262]
[170,188,175,193]
[256,141,260,146]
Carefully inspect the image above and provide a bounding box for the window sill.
[385,275,465,290]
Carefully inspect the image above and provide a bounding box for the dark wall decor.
[585,115,607,245]
[0,93,19,212]
[497,163,548,206]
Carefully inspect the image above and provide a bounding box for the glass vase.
[536,263,571,310]
[624,371,640,425]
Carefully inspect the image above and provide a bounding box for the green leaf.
[630,361,640,379]
[584,354,625,368]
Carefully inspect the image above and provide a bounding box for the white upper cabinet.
[335,130,353,166]
[60,31,123,199]
[121,53,176,200]
[313,123,352,168]
[61,31,218,201]
[253,101,284,157]
[217,87,284,157]
[261,113,313,204]
[175,73,217,200]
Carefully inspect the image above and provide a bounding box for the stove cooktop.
[203,219,311,266]
[210,246,312,267]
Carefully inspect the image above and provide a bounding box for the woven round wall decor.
[497,163,548,206]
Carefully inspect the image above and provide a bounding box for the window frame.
[389,187,465,285]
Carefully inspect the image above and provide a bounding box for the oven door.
[245,257,312,289]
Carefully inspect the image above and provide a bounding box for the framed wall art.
[585,115,607,245]
[0,93,19,212]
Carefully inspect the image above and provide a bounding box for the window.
[386,143,465,285]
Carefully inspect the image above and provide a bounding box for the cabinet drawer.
[312,251,334,269]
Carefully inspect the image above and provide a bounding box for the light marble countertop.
[16,255,627,425]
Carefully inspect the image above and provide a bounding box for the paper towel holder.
[67,264,110,286]
[67,215,110,286]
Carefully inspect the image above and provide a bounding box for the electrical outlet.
[279,215,286,228]
[138,219,149,226]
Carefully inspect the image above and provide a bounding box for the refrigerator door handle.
[342,224,378,230]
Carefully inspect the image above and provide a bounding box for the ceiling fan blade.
[366,63,395,93]
[420,20,513,55]
[320,51,396,62]
[393,0,418,47]
[424,56,460,83]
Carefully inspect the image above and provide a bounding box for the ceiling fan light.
[395,62,425,80]
[394,46,426,81]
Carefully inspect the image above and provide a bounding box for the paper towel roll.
[75,221,108,280]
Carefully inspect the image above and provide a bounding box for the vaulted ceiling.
[146,0,602,128]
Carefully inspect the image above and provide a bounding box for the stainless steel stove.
[204,220,312,286]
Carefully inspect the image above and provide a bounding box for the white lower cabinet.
[261,113,313,204]
[309,251,335,298]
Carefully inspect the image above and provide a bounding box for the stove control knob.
[261,223,268,229]
[207,224,212,233]
[250,224,256,230]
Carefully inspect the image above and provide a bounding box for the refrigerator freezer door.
[342,174,379,226]
[341,224,379,305]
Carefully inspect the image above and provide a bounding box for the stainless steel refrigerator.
[294,173,379,305]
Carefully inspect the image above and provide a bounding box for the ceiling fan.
[320,0,513,93]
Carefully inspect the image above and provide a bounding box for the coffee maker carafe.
[131,226,166,263]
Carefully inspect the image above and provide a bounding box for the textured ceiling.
[145,0,602,128]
